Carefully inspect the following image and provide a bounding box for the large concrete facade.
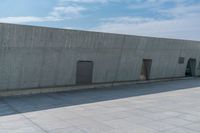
[0,23,200,91]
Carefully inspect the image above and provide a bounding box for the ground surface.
[1,78,200,133]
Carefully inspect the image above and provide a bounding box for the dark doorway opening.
[185,58,196,77]
[76,61,93,85]
[140,59,152,80]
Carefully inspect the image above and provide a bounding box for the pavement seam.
[1,98,48,133]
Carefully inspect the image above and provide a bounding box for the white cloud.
[0,16,62,23]
[59,0,117,4]
[91,0,200,41]
[50,6,86,17]
[0,0,199,41]
[92,15,200,41]
[160,4,200,18]
[101,17,155,24]
[129,0,187,10]
[0,5,86,24]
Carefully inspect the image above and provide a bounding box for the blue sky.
[0,0,200,41]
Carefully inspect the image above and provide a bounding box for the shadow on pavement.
[0,78,200,116]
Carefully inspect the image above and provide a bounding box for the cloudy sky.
[0,0,200,41]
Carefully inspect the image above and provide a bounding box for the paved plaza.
[1,78,200,133]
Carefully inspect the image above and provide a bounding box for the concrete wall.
[0,23,200,91]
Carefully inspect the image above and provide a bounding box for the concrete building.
[0,23,200,94]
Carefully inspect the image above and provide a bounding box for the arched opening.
[185,58,196,77]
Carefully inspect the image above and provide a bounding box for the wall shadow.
[0,78,200,117]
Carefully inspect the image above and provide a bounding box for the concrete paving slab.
[0,78,200,133]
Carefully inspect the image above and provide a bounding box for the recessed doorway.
[140,59,152,80]
[76,61,93,85]
[185,58,196,77]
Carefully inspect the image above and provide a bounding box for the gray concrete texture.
[0,23,200,91]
